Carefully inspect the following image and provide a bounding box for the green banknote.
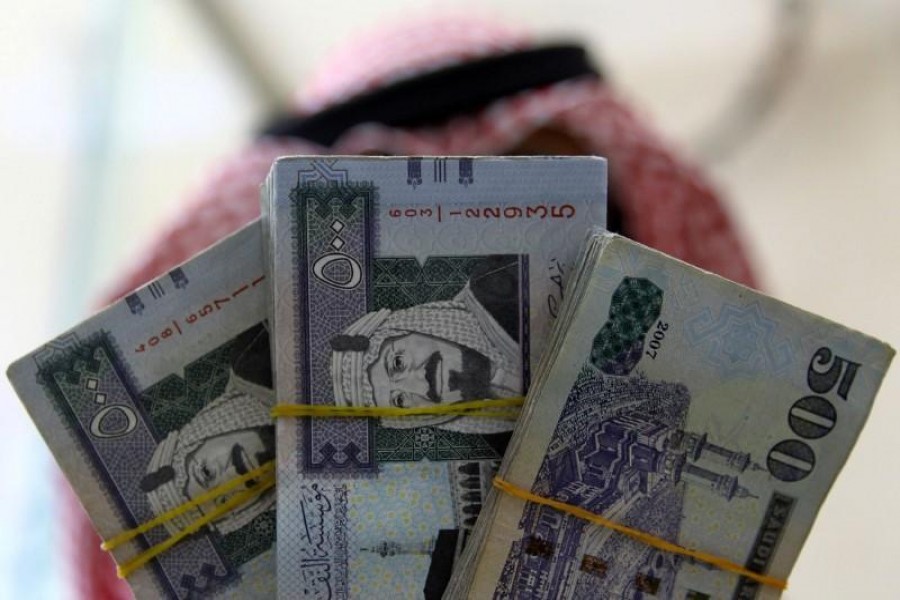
[8,223,278,599]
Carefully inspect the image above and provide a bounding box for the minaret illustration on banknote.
[494,276,767,599]
[497,407,764,598]
[570,413,760,502]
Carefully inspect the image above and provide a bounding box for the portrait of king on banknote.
[329,254,523,434]
[321,253,528,595]
[140,323,276,537]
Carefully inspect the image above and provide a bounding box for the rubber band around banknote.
[492,477,788,591]
[102,461,275,552]
[270,396,525,419]
[102,461,275,578]
[109,400,523,578]
[114,474,276,579]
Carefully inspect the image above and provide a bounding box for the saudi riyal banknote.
[264,156,607,599]
[448,231,894,599]
[7,223,278,599]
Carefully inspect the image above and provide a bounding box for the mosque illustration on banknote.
[496,278,767,599]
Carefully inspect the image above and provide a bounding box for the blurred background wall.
[0,1,897,597]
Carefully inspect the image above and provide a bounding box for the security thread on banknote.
[449,231,894,600]
[263,156,608,599]
[7,223,279,599]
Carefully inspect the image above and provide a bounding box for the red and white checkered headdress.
[106,14,756,304]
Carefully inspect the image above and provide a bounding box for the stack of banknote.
[262,157,608,599]
[444,230,894,599]
[6,156,894,600]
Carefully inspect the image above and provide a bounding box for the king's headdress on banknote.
[140,370,276,535]
[330,282,521,433]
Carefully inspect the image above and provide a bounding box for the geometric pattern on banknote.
[35,333,239,597]
[374,425,504,462]
[339,463,453,598]
[294,181,377,473]
[175,563,233,598]
[32,331,81,374]
[372,256,482,309]
[672,270,701,311]
[589,277,663,375]
[217,511,276,570]
[37,334,155,466]
[140,343,233,436]
[295,158,350,187]
[628,259,701,313]
[499,373,692,599]
[230,554,276,598]
[684,301,794,378]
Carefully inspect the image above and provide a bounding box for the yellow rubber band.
[102,461,275,552]
[493,477,788,591]
[271,396,525,419]
[115,474,276,579]
[108,398,524,576]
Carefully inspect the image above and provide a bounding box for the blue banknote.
[264,156,607,599]
[450,232,894,599]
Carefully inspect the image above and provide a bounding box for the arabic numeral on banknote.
[71,362,141,438]
[312,249,364,291]
[90,404,139,439]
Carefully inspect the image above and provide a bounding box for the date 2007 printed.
[644,320,669,359]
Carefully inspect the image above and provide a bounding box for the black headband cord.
[260,44,600,146]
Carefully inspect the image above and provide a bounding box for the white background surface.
[0,1,897,597]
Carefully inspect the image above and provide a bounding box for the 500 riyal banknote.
[450,232,894,600]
